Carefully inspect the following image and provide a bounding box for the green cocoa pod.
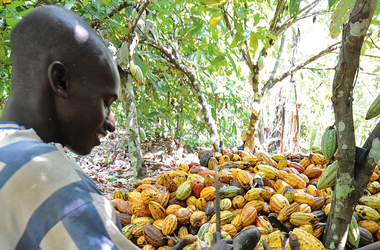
[130,61,137,76]
[317,161,338,190]
[219,186,240,199]
[139,127,146,141]
[134,65,143,84]
[258,56,265,70]
[321,126,337,162]
[348,215,360,248]
[366,94,380,120]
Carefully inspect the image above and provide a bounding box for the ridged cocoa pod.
[239,206,257,227]
[219,170,234,183]
[232,195,246,209]
[149,201,166,220]
[156,187,170,207]
[175,208,192,225]
[196,197,207,211]
[313,222,326,239]
[141,245,155,250]
[190,211,208,227]
[186,196,197,206]
[221,224,238,238]
[205,201,216,217]
[204,174,215,187]
[311,210,326,222]
[143,224,165,247]
[229,180,246,196]
[118,213,131,227]
[168,199,186,207]
[165,204,181,215]
[178,226,188,239]
[277,202,300,221]
[359,226,374,247]
[311,197,326,211]
[186,204,198,213]
[162,214,178,235]
[132,202,151,217]
[137,235,147,247]
[164,179,179,193]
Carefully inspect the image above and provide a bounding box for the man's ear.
[48,61,69,99]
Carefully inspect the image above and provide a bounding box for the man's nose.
[106,111,115,132]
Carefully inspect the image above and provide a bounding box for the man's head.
[4,5,119,155]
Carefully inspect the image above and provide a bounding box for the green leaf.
[374,67,380,73]
[64,0,76,10]
[249,32,259,54]
[309,128,317,152]
[6,17,20,28]
[7,1,25,9]
[99,0,111,6]
[329,0,356,38]
[83,0,89,6]
[153,81,167,95]
[371,19,380,26]
[150,3,171,15]
[328,0,338,11]
[226,53,237,75]
[146,111,161,118]
[289,0,300,19]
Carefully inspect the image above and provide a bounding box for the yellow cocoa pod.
[141,189,158,204]
[200,186,216,201]
[196,197,207,211]
[289,212,319,227]
[178,225,188,239]
[176,181,192,200]
[148,201,166,220]
[277,202,300,221]
[286,228,325,250]
[269,194,289,213]
[162,214,178,235]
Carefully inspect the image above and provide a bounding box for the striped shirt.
[0,122,140,250]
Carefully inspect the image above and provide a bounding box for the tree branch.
[269,0,285,33]
[267,31,287,84]
[262,42,340,94]
[220,5,234,34]
[91,1,136,28]
[131,0,150,33]
[274,9,330,37]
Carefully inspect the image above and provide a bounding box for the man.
[0,6,232,250]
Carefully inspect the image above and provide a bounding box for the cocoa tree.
[323,0,378,248]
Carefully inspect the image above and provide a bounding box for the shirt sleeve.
[39,194,141,250]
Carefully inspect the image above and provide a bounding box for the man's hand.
[169,236,197,250]
[202,232,233,250]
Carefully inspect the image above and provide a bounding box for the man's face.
[57,60,119,155]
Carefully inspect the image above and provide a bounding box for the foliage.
[1,0,380,152]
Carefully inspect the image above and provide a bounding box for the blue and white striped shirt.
[0,122,140,250]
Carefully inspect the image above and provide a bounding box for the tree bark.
[323,0,378,249]
[122,75,146,183]
[117,1,151,184]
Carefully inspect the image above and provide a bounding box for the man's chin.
[66,145,93,156]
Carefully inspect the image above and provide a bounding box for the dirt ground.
[75,128,200,200]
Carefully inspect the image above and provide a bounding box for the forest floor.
[75,127,201,200]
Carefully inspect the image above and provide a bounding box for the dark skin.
[1,5,118,155]
[1,5,223,250]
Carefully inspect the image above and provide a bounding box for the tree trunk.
[122,75,146,184]
[244,66,260,153]
[322,0,378,249]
